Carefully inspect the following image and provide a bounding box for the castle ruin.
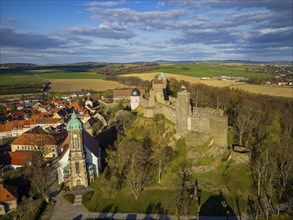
[136,73,228,147]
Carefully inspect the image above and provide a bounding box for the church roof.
[66,111,83,131]
[82,130,99,158]
[158,72,167,79]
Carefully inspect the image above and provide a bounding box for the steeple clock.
[66,111,88,188]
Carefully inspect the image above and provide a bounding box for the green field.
[0,63,273,86]
[154,63,273,79]
[0,73,45,85]
[0,70,106,85]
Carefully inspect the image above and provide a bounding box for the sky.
[0,0,292,64]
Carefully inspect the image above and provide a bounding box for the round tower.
[130,88,140,110]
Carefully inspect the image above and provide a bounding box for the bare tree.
[233,100,263,147]
[114,110,135,134]
[125,139,153,199]
[157,146,174,184]
[23,152,51,203]
[23,131,57,159]
[106,140,129,180]
[173,158,193,219]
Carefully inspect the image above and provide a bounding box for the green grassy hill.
[85,114,258,216]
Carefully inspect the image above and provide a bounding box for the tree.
[92,122,102,136]
[11,104,17,113]
[125,139,154,199]
[0,105,7,116]
[114,110,135,134]
[173,158,193,219]
[23,152,51,203]
[157,146,174,184]
[233,99,263,147]
[106,139,129,181]
[168,78,181,97]
[23,132,57,158]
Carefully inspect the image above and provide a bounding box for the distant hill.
[0,63,38,69]
[1,60,292,70]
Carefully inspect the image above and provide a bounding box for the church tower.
[66,111,88,189]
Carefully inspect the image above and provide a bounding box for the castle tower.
[176,91,190,135]
[130,88,140,110]
[66,111,88,189]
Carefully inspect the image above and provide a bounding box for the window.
[75,162,80,174]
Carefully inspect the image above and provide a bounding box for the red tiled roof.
[154,79,163,84]
[0,184,18,202]
[0,151,32,166]
[112,89,132,98]
[11,133,58,145]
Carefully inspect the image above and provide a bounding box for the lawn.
[155,63,273,79]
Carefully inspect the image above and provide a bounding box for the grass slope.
[85,115,258,215]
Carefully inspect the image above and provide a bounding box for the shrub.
[82,191,94,204]
[62,194,74,204]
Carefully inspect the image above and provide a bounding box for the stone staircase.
[73,194,82,206]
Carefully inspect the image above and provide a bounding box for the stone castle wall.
[144,106,162,118]
[140,97,149,108]
[190,116,210,133]
[209,116,228,146]
[139,77,228,147]
[161,104,176,123]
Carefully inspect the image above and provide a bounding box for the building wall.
[144,106,162,118]
[11,144,58,159]
[130,96,140,110]
[0,204,5,215]
[1,200,17,213]
[190,116,210,133]
[161,105,176,124]
[84,146,99,177]
[209,116,228,146]
[57,149,69,184]
[139,97,149,108]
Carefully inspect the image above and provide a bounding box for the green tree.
[0,105,7,116]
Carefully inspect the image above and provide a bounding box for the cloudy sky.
[0,0,292,64]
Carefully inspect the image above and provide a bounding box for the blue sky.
[0,0,292,64]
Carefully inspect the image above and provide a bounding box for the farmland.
[49,79,127,92]
[123,72,293,98]
[155,63,273,79]
[0,63,291,97]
